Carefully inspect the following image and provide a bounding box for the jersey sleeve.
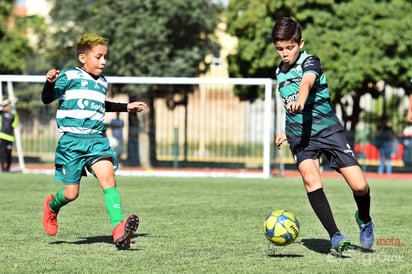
[54,72,69,99]
[41,81,56,104]
[105,101,128,112]
[302,56,322,76]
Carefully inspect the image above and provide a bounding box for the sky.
[214,0,229,6]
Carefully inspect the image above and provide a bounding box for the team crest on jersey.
[77,99,89,109]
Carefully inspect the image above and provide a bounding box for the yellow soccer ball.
[263,209,300,246]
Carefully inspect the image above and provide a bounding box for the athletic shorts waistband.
[63,132,105,138]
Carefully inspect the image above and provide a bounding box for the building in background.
[12,0,51,17]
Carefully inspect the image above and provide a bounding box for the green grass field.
[0,172,410,273]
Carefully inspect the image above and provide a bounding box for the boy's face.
[78,44,108,76]
[274,39,304,67]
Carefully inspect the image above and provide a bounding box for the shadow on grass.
[300,238,330,254]
[347,244,376,253]
[49,233,148,248]
[301,238,375,257]
[267,253,304,258]
[266,243,304,258]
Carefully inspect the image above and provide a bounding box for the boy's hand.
[286,101,304,113]
[46,69,60,83]
[275,133,287,150]
[127,102,148,112]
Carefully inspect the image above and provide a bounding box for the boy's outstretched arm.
[105,101,148,112]
[286,73,316,113]
[127,101,148,112]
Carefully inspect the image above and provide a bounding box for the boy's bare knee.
[64,188,80,201]
[301,174,323,192]
[353,185,369,196]
[64,193,79,201]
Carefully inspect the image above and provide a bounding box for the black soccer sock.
[307,188,339,238]
[354,187,371,223]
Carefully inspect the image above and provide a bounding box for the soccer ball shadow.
[266,242,304,258]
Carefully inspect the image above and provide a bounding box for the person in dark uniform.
[0,99,18,172]
[272,17,374,255]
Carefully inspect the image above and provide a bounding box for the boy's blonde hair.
[76,33,109,55]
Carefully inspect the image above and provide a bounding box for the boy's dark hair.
[272,17,302,44]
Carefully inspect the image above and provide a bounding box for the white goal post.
[0,75,280,178]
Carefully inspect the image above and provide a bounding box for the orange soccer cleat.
[42,194,58,236]
[112,214,140,250]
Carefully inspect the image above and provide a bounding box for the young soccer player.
[272,17,374,254]
[41,33,147,249]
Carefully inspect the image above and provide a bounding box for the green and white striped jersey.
[53,67,108,135]
[276,51,343,137]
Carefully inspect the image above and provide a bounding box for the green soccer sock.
[50,188,69,213]
[103,187,123,227]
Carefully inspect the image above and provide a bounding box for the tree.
[44,0,221,165]
[0,0,32,74]
[225,0,276,100]
[0,1,49,132]
[225,0,412,131]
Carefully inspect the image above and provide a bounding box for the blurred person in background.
[374,116,395,174]
[0,99,19,172]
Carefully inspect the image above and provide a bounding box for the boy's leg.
[340,166,374,249]
[307,188,339,238]
[43,188,69,236]
[299,159,339,237]
[340,166,371,220]
[299,159,350,253]
[92,159,140,249]
[104,186,139,249]
[103,186,140,249]
[92,160,123,226]
[50,188,70,212]
[103,186,123,227]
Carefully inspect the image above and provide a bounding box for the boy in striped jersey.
[272,17,374,255]
[41,33,147,249]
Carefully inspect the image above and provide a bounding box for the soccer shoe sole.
[330,239,351,257]
[114,214,140,250]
